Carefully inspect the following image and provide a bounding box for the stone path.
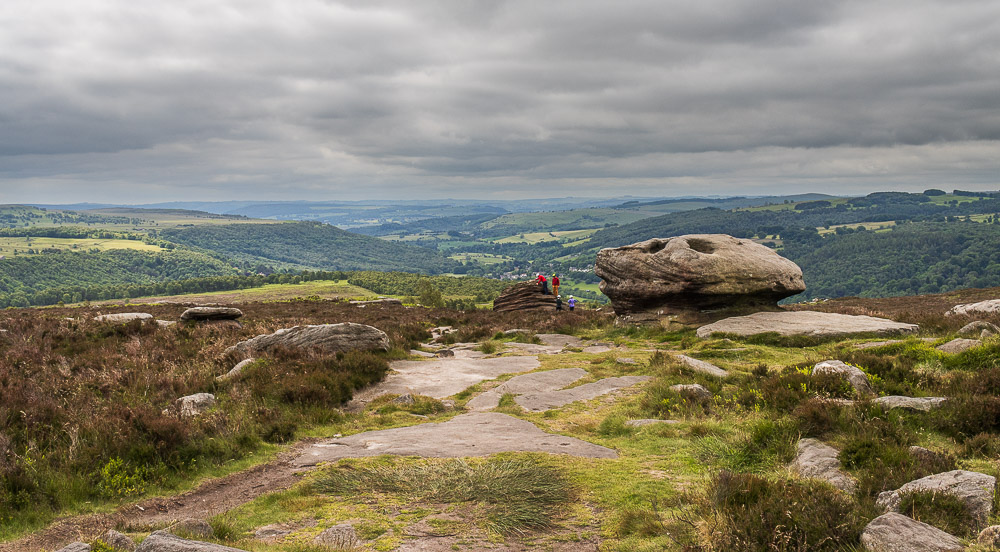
[293,413,618,466]
[696,311,919,338]
[467,368,587,410]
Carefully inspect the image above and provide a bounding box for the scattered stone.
[947,299,1000,317]
[669,383,712,400]
[615,357,638,365]
[217,358,255,382]
[429,326,455,339]
[103,530,137,551]
[493,281,557,312]
[697,310,919,338]
[789,438,856,493]
[391,393,415,405]
[225,323,389,355]
[176,393,216,418]
[875,396,947,411]
[349,298,402,306]
[350,356,541,406]
[504,342,565,355]
[466,368,587,410]
[294,412,617,466]
[179,307,243,322]
[155,320,176,328]
[409,349,436,358]
[595,234,805,323]
[979,525,1000,547]
[313,523,359,548]
[55,543,91,552]
[674,355,729,377]
[877,470,996,523]
[515,376,652,412]
[813,360,874,397]
[937,338,980,354]
[959,320,1000,338]
[860,512,963,552]
[253,525,292,541]
[626,419,680,427]
[93,313,152,323]
[434,348,455,358]
[582,344,615,354]
[135,530,248,551]
[168,518,215,539]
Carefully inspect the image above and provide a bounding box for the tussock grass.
[315,456,573,535]
[899,490,979,537]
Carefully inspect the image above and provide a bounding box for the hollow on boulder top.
[493,281,557,312]
[594,234,804,324]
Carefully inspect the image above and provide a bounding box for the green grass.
[493,229,600,245]
[92,280,376,305]
[0,236,164,256]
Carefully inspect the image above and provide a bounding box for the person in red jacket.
[536,273,549,294]
[552,274,560,297]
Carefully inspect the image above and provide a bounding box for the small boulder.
[93,313,152,323]
[135,530,247,551]
[860,512,963,552]
[217,358,255,382]
[669,384,712,401]
[313,523,359,547]
[103,529,137,551]
[391,393,415,405]
[958,320,1000,338]
[877,470,996,523]
[813,360,874,397]
[947,299,1000,316]
[176,394,216,418]
[936,338,980,354]
[875,396,947,411]
[254,525,292,541]
[909,446,947,466]
[615,357,638,365]
[155,320,176,328]
[789,438,856,493]
[225,323,389,356]
[55,543,91,552]
[435,349,455,358]
[168,518,215,539]
[626,419,679,427]
[179,307,243,322]
[979,525,1000,547]
[675,355,728,377]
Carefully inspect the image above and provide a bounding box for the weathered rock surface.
[493,281,557,312]
[909,446,948,466]
[979,525,1000,547]
[225,323,389,355]
[168,518,215,539]
[254,525,292,541]
[877,469,996,522]
[860,512,963,552]
[515,376,651,412]
[313,523,358,547]
[813,360,874,397]
[674,355,729,377]
[176,393,216,418]
[294,412,617,466]
[467,368,587,411]
[216,358,255,382]
[136,531,248,551]
[697,311,919,338]
[959,320,1000,337]
[103,529,137,551]
[93,313,152,323]
[409,349,436,358]
[179,307,243,322]
[669,383,712,400]
[875,396,947,411]
[947,299,1000,316]
[789,438,856,493]
[936,338,980,354]
[595,234,805,322]
[55,543,91,552]
[536,334,585,348]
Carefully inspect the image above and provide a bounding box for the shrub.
[96,457,147,499]
[698,418,798,473]
[707,470,864,551]
[933,395,1000,439]
[898,490,978,537]
[597,415,635,437]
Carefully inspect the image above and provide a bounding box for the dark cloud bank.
[0,0,997,203]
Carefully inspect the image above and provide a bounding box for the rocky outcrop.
[875,396,947,411]
[594,234,804,322]
[313,523,359,547]
[55,544,91,552]
[813,360,874,397]
[179,307,243,322]
[136,531,248,551]
[493,281,556,312]
[225,323,389,355]
[936,338,980,354]
[176,393,216,418]
[877,470,996,523]
[217,358,255,382]
[789,438,856,493]
[959,320,999,338]
[103,529,137,551]
[947,299,1000,316]
[697,311,919,338]
[860,512,963,552]
[168,518,215,539]
[93,313,152,323]
[675,355,729,377]
[979,525,1000,547]
[669,383,712,400]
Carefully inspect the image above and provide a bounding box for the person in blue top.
[568,296,576,311]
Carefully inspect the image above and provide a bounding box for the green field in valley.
[0,236,164,256]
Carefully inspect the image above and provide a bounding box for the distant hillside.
[160,221,460,273]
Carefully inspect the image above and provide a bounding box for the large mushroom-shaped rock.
[877,470,996,523]
[179,307,243,322]
[225,323,389,355]
[861,512,963,552]
[493,281,556,312]
[594,234,804,322]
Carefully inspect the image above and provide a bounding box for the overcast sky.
[1,0,998,203]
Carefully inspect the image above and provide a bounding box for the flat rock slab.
[293,413,617,466]
[355,356,541,403]
[789,438,856,493]
[93,313,152,323]
[936,338,980,354]
[947,299,1000,316]
[535,334,585,348]
[179,307,243,321]
[136,531,248,551]
[515,376,652,412]
[675,355,728,377]
[877,469,996,522]
[467,368,588,411]
[875,396,947,411]
[409,349,436,358]
[861,512,963,552]
[225,323,389,355]
[697,311,918,338]
[504,342,565,355]
[582,345,615,354]
[856,338,937,349]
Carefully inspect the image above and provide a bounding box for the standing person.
[568,295,576,311]
[555,295,563,311]
[552,274,560,297]
[536,273,549,294]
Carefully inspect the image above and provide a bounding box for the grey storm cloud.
[0,0,998,202]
